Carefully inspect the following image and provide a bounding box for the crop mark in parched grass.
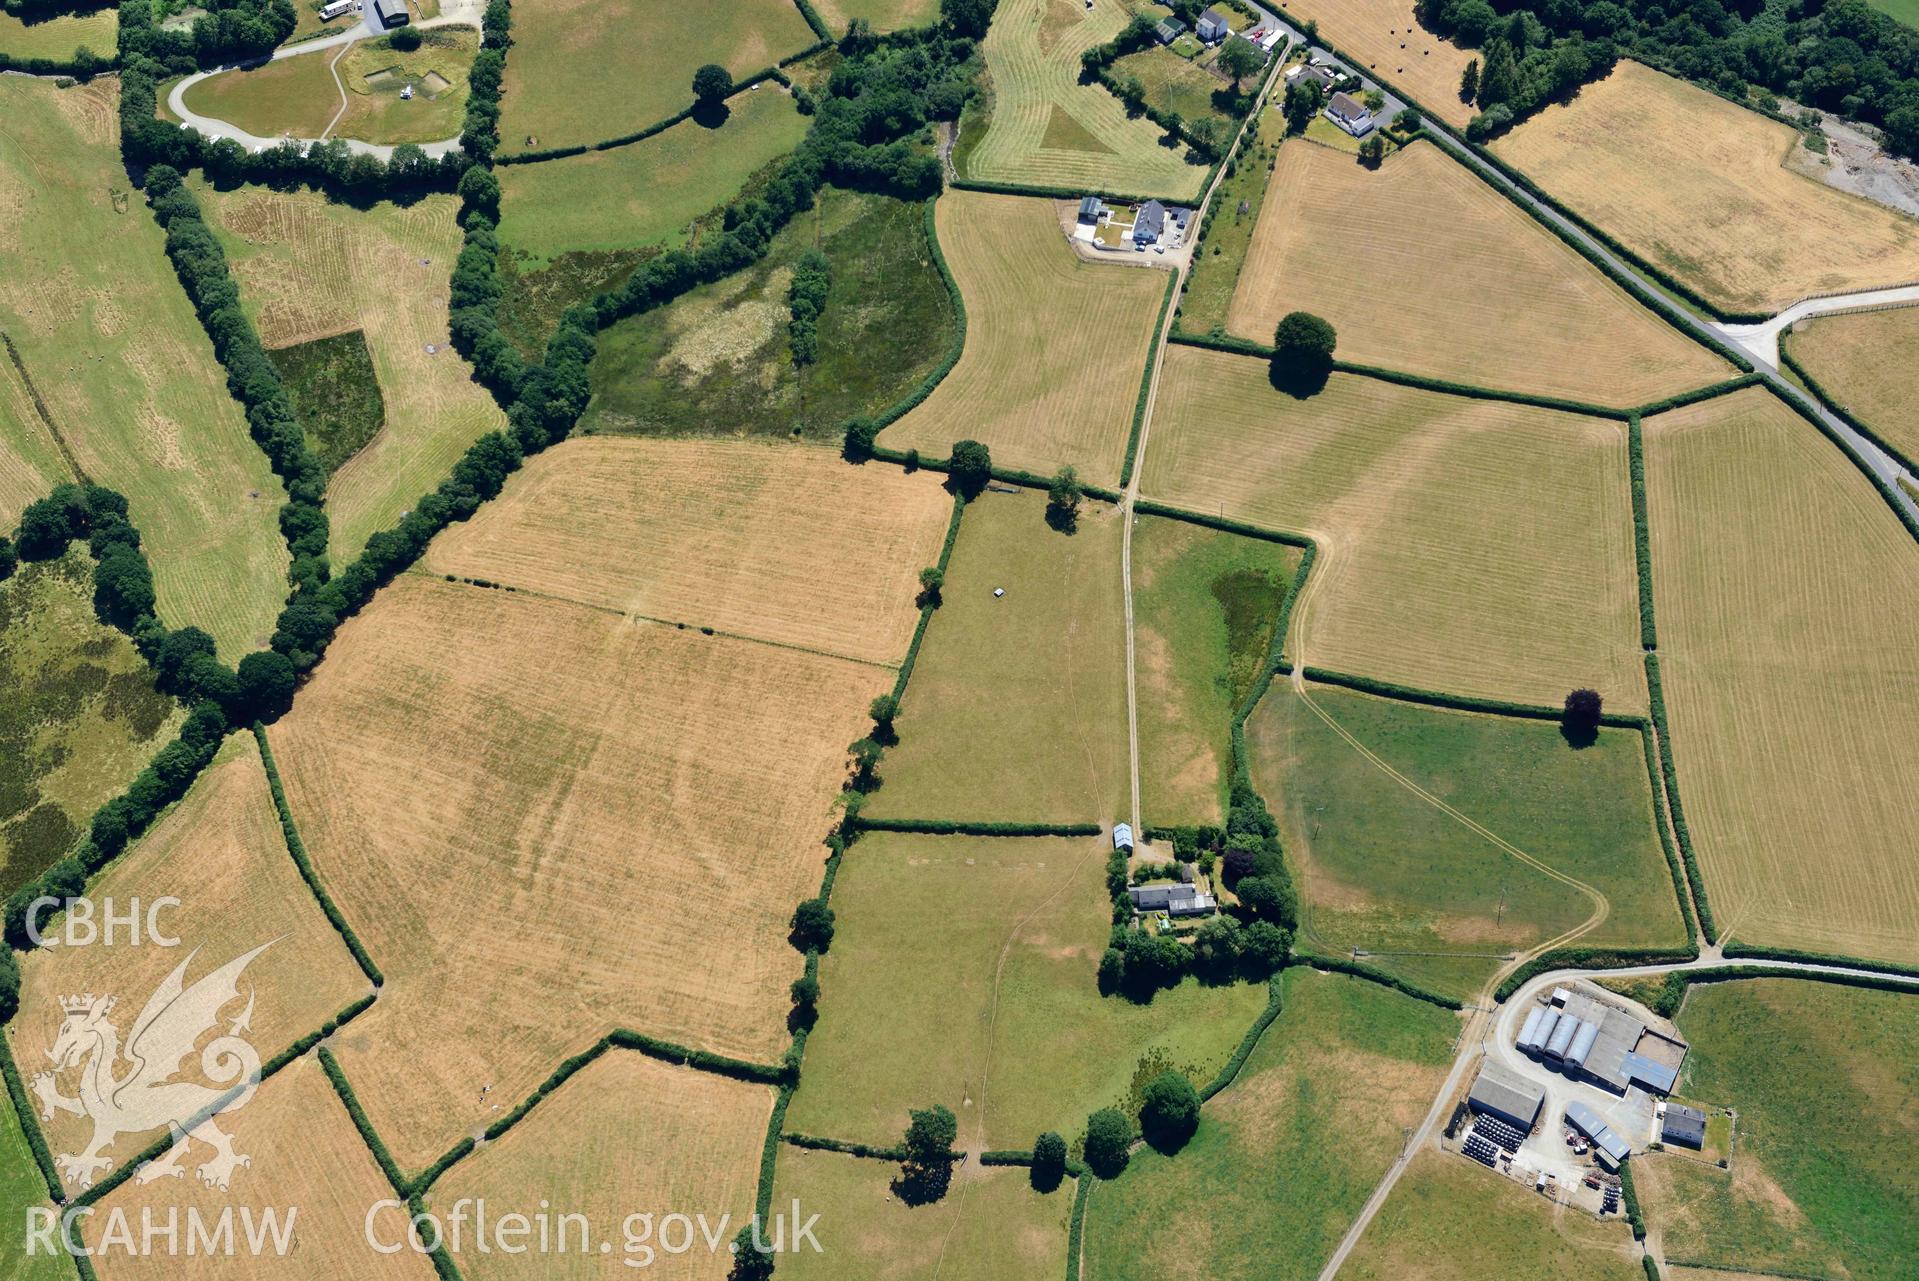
[1,330,86,483]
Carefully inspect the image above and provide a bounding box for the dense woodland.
[1418,0,1919,153]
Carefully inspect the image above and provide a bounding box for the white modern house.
[1196,7,1231,42]
[1325,90,1376,137]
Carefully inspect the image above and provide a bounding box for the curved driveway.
[166,2,485,160]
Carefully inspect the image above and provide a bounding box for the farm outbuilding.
[1662,1104,1707,1149]
[1128,883,1217,917]
[1112,822,1134,852]
[370,0,408,27]
[1154,17,1186,44]
[1078,195,1105,224]
[1466,1061,1544,1132]
[1565,1100,1632,1169]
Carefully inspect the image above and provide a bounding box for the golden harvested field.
[0,78,286,658]
[1644,388,1919,966]
[1493,62,1919,314]
[1784,305,1919,468]
[1142,346,1646,710]
[770,1149,1070,1281]
[811,0,937,35]
[268,575,881,1168]
[8,735,369,1190]
[193,183,509,564]
[865,490,1132,823]
[1340,1149,1639,1281]
[783,833,1268,1150]
[421,437,952,665]
[84,1057,435,1281]
[880,191,1168,484]
[961,0,1207,199]
[1278,0,1473,127]
[498,0,818,155]
[430,1052,774,1280]
[1227,141,1728,405]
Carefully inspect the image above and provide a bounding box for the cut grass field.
[1340,1148,1640,1281]
[1226,140,1729,406]
[878,190,1169,484]
[1132,516,1300,828]
[866,489,1130,824]
[1142,346,1647,711]
[1082,968,1457,1281]
[82,1056,436,1281]
[579,189,957,443]
[497,0,817,155]
[1276,0,1474,128]
[497,87,808,264]
[1247,682,1688,1002]
[1112,44,1241,135]
[421,436,954,666]
[194,182,509,564]
[0,556,179,897]
[811,0,938,34]
[429,1052,775,1281]
[771,1150,1070,1281]
[9,734,369,1187]
[185,27,480,146]
[1493,61,1919,315]
[785,832,1268,1151]
[268,575,882,1168]
[1637,979,1919,1281]
[1172,101,1287,336]
[0,5,115,60]
[1782,304,1919,467]
[0,78,287,658]
[1644,388,1919,968]
[0,357,70,530]
[0,1075,65,1281]
[960,0,1208,200]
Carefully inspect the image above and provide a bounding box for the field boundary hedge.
[1117,268,1181,489]
[854,818,1102,837]
[1618,1156,1645,1238]
[1290,950,1465,1010]
[1777,335,1919,479]
[0,48,112,74]
[1065,1170,1091,1281]
[1631,373,1764,419]
[1642,652,1716,943]
[949,175,1206,207]
[0,1033,61,1202]
[1627,415,1657,650]
[889,490,966,702]
[494,64,806,165]
[1492,948,1698,1003]
[1297,665,1643,728]
[1199,973,1285,1099]
[1712,946,1919,983]
[781,1133,911,1159]
[251,726,384,986]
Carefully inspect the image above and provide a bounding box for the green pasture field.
[0,1078,65,1281]
[0,5,114,59]
[497,0,817,156]
[267,330,385,473]
[1637,979,1919,1281]
[1246,682,1688,1002]
[811,0,939,36]
[1111,44,1241,134]
[865,489,1130,824]
[772,1149,1070,1281]
[1132,516,1299,828]
[0,78,288,658]
[960,0,1208,200]
[0,557,180,898]
[1342,1148,1640,1281]
[1174,105,1287,336]
[1866,0,1919,27]
[497,246,656,361]
[0,373,70,533]
[581,188,956,442]
[497,87,809,264]
[1082,968,1457,1281]
[183,28,478,146]
[784,832,1267,1152]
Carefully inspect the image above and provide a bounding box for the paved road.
[1720,282,1919,365]
[165,3,483,160]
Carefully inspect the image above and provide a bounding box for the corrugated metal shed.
[1567,1020,1600,1067]
[1546,1014,1579,1058]
[1623,1052,1679,1094]
[1663,1105,1707,1148]
[1565,1100,1632,1166]
[1517,1006,1546,1051]
[1529,1009,1561,1055]
[1468,1061,1545,1131]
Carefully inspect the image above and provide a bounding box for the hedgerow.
[1298,666,1642,729]
[1491,948,1697,1004]
[1626,415,1657,651]
[1643,652,1715,943]
[1290,951,1464,1010]
[0,1035,60,1200]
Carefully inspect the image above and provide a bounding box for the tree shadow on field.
[1559,719,1599,750]
[1268,356,1331,399]
[691,100,732,130]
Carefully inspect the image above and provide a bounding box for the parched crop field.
[81,1057,436,1281]
[1276,0,1474,127]
[194,183,509,563]
[0,78,287,658]
[1782,304,1919,467]
[1493,61,1919,315]
[811,0,938,36]
[496,86,809,263]
[1636,978,1919,1281]
[422,436,954,665]
[1226,141,1729,406]
[772,1149,1071,1281]
[879,190,1169,484]
[429,1052,775,1280]
[866,489,1131,823]
[0,556,180,897]
[1644,388,1919,967]
[1247,682,1688,1002]
[267,575,881,1168]
[8,734,369,1187]
[1142,346,1646,711]
[1083,969,1458,1281]
[785,832,1268,1149]
[959,0,1208,199]
[497,0,818,156]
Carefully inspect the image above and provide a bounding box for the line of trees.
[1414,0,1614,140]
[787,249,832,366]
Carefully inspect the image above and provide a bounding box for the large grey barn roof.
[1468,1061,1544,1129]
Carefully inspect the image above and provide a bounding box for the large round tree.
[692,63,733,106]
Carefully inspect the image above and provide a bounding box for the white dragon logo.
[29,942,272,1192]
